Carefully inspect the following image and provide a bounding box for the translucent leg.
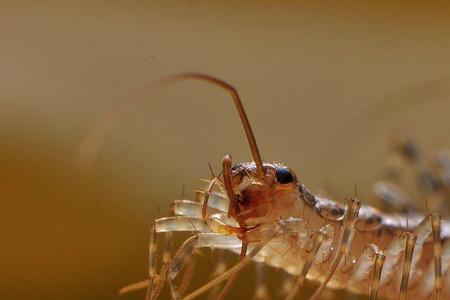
[308,198,361,300]
[181,222,286,300]
[147,231,173,300]
[398,232,417,300]
[369,251,385,300]
[215,242,248,300]
[285,229,326,300]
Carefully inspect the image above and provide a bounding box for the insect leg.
[222,154,238,218]
[398,232,417,300]
[120,221,171,296]
[214,241,248,300]
[308,198,361,300]
[422,238,450,297]
[171,199,228,218]
[284,229,326,300]
[180,222,289,300]
[431,213,443,300]
[166,233,243,299]
[419,213,444,298]
[143,216,212,300]
[195,190,229,213]
[155,216,210,233]
[408,217,432,286]
[177,256,197,298]
[204,154,247,300]
[119,280,149,295]
[207,251,227,300]
[165,235,200,300]
[369,250,385,300]
[201,177,220,219]
[144,222,158,300]
[148,231,173,300]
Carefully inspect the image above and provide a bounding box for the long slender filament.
[77,73,265,177]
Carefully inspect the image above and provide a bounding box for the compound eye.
[275,167,293,184]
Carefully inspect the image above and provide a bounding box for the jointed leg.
[143,215,213,300]
[285,230,326,300]
[369,250,385,300]
[147,231,173,300]
[145,223,158,300]
[215,241,248,300]
[308,198,361,300]
[180,222,286,300]
[431,213,443,300]
[398,232,417,300]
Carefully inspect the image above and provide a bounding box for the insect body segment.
[86,73,450,299]
[147,167,450,300]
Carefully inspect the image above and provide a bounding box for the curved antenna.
[76,72,264,177]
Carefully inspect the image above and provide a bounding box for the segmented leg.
[308,198,361,300]
[145,222,158,300]
[408,217,432,286]
[148,231,173,300]
[195,190,229,213]
[144,215,218,300]
[431,213,443,300]
[398,232,417,300]
[164,233,242,300]
[222,154,238,218]
[284,229,326,300]
[166,235,199,299]
[416,213,444,299]
[208,251,227,300]
[171,200,203,218]
[177,256,197,298]
[180,221,295,300]
[369,251,385,300]
[118,279,150,295]
[202,177,220,219]
[155,216,210,233]
[215,241,248,300]
[123,232,176,297]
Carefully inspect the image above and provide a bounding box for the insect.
[79,73,450,300]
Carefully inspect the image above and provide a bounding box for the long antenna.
[77,72,265,177]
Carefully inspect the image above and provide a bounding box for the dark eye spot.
[275,167,293,184]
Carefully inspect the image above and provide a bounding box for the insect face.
[230,162,301,226]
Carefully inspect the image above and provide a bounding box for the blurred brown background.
[2,1,450,300]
